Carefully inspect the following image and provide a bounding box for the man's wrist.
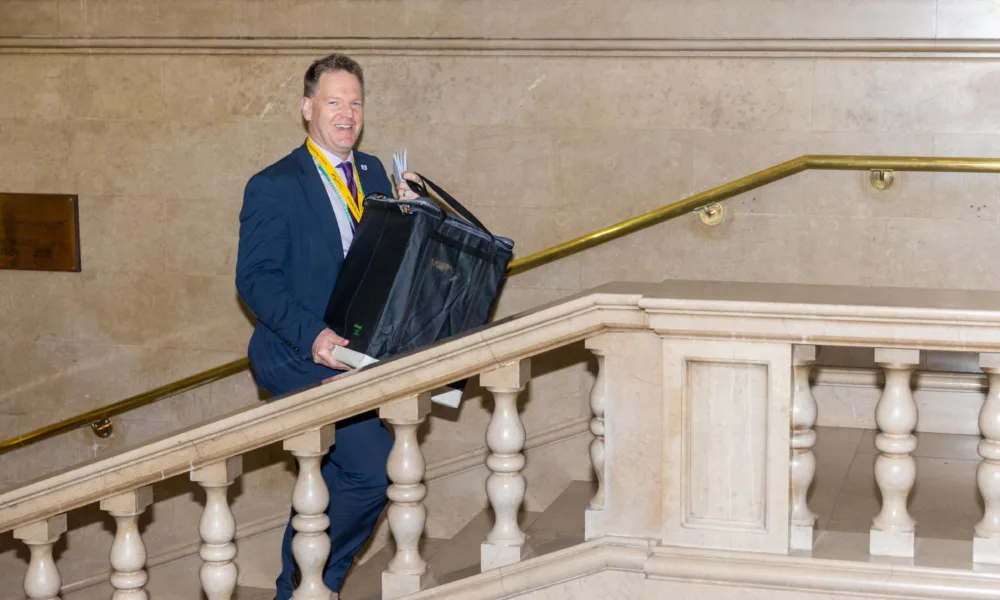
[305,323,330,358]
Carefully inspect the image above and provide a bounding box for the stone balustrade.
[6,281,1000,599]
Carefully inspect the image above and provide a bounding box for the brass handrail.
[5,154,1000,454]
[0,359,251,453]
[507,154,1000,275]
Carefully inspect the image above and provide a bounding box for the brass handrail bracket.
[870,169,895,191]
[90,418,113,438]
[0,359,249,453]
[697,202,726,226]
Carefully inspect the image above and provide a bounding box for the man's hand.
[397,171,424,201]
[312,328,352,370]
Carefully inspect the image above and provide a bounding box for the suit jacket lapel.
[353,152,385,199]
[293,143,345,260]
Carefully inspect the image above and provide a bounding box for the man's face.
[302,70,364,160]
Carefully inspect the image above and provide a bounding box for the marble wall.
[5,0,1000,39]
[1,0,999,593]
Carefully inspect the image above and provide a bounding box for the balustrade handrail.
[9,279,1000,532]
[3,153,1000,454]
[0,287,648,533]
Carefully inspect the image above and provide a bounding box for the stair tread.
[237,481,592,600]
[233,586,275,600]
[527,480,594,536]
[339,537,449,600]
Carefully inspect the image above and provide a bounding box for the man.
[235,53,421,599]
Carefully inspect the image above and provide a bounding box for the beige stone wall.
[2,0,1000,593]
[5,0,1000,38]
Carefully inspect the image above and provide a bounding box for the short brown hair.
[303,54,365,98]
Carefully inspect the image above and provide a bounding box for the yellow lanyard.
[306,137,365,222]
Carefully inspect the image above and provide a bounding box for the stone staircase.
[10,282,1000,600]
[234,481,594,599]
[233,424,1000,599]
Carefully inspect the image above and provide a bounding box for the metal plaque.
[0,193,81,272]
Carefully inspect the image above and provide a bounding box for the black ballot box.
[323,185,514,364]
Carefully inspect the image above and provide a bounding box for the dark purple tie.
[338,161,358,202]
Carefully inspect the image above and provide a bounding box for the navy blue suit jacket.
[236,142,393,396]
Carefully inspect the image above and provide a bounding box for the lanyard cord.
[306,138,365,223]
[312,157,360,234]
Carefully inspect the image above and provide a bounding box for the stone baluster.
[480,359,531,571]
[378,393,432,600]
[587,348,607,512]
[283,425,336,599]
[14,514,67,600]
[975,353,1000,563]
[191,457,243,599]
[870,348,920,558]
[100,487,154,599]
[790,344,818,551]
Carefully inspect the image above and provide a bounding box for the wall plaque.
[0,193,81,272]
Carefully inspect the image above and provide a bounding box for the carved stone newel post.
[870,348,920,558]
[587,348,607,512]
[283,426,336,599]
[14,514,67,600]
[480,359,531,571]
[191,456,243,599]
[379,393,432,600]
[790,344,818,551]
[100,486,154,599]
[975,353,1000,563]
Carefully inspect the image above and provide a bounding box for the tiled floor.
[238,426,999,598]
[813,426,984,541]
[803,426,1000,573]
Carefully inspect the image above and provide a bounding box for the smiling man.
[235,54,422,599]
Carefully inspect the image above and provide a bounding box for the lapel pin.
[360,164,368,171]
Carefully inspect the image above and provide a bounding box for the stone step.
[233,481,592,600]
[233,585,274,600]
[339,537,449,600]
